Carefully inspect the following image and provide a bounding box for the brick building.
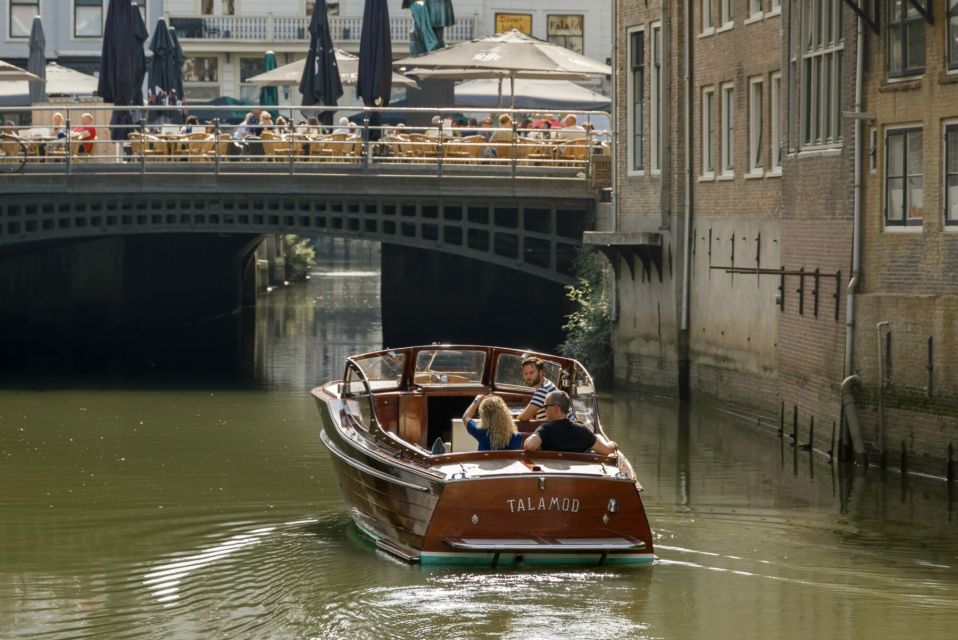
[604,0,957,475]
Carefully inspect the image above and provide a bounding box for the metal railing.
[0,105,611,184]
[167,14,476,43]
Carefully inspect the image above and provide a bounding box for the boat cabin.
[331,345,600,455]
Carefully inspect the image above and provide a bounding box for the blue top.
[466,419,523,451]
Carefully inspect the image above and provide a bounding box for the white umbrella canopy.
[394,30,612,77]
[0,59,41,82]
[247,50,417,88]
[0,62,97,103]
[455,78,610,111]
[404,67,590,81]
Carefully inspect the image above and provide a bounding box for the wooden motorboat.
[310,345,654,566]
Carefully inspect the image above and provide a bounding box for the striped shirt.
[530,378,577,422]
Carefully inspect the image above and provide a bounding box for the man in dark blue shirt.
[523,391,617,454]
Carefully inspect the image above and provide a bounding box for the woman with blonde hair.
[462,395,522,451]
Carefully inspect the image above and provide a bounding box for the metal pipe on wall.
[680,0,693,332]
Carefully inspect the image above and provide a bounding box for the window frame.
[748,77,764,175]
[720,0,735,29]
[9,0,39,39]
[770,0,782,16]
[946,0,958,70]
[748,0,764,22]
[945,123,958,226]
[651,21,663,174]
[74,0,104,39]
[702,86,716,178]
[770,72,782,175]
[800,0,844,149]
[886,0,926,78]
[721,81,735,176]
[884,126,924,228]
[702,0,715,34]
[627,26,646,175]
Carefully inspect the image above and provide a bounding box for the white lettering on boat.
[505,497,580,513]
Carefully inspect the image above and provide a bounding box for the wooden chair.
[517,140,554,166]
[323,132,353,162]
[556,139,589,167]
[405,133,439,162]
[186,132,215,162]
[261,130,292,161]
[128,132,167,161]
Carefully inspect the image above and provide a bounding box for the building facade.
[1,0,161,74]
[609,0,957,475]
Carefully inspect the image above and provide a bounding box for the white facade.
[163,1,609,103]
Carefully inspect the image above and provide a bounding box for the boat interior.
[329,346,605,458]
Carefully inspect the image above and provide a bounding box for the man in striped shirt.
[515,356,576,422]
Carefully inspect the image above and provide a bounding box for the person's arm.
[523,432,542,452]
[462,394,483,425]
[591,434,618,456]
[515,402,539,422]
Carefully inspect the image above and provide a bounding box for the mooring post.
[792,405,798,443]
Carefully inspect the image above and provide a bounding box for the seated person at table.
[51,112,66,139]
[1,120,17,138]
[233,112,257,140]
[461,395,523,451]
[259,111,273,133]
[424,115,443,138]
[481,114,513,157]
[181,115,200,134]
[523,391,617,455]
[70,113,97,155]
[555,114,587,141]
[333,116,351,135]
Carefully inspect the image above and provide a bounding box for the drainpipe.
[841,16,867,465]
[680,0,692,333]
[610,0,618,234]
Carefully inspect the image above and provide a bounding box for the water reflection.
[1,246,957,638]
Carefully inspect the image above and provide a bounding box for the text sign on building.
[495,13,533,35]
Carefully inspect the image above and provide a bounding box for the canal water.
[2,250,957,639]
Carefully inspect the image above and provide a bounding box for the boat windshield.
[493,353,563,390]
[352,351,406,391]
[414,349,486,385]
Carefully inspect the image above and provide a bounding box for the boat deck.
[430,455,627,481]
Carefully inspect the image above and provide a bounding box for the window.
[702,87,716,176]
[651,22,663,173]
[703,0,715,33]
[224,0,235,14]
[749,0,763,20]
[204,0,235,14]
[628,28,645,173]
[547,15,584,54]
[74,0,103,37]
[310,2,340,16]
[239,57,265,102]
[885,128,923,226]
[947,0,958,70]
[721,82,735,175]
[946,125,958,225]
[748,77,764,174]
[201,0,213,14]
[770,72,782,173]
[801,0,843,147]
[771,0,782,14]
[183,56,220,102]
[9,0,38,38]
[720,0,734,28]
[887,0,925,77]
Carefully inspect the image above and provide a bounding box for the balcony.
[167,14,476,45]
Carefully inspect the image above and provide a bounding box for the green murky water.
[1,257,956,639]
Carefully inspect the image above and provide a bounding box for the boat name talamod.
[506,497,580,513]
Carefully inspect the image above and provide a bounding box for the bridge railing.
[0,105,611,184]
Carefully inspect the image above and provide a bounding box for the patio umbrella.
[0,60,40,82]
[168,26,185,102]
[98,0,140,140]
[131,5,148,104]
[426,0,455,47]
[357,0,392,141]
[251,50,416,88]
[27,16,46,103]
[147,17,177,122]
[454,78,610,111]
[395,29,611,77]
[0,62,97,105]
[259,51,279,107]
[409,1,439,56]
[299,1,343,126]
